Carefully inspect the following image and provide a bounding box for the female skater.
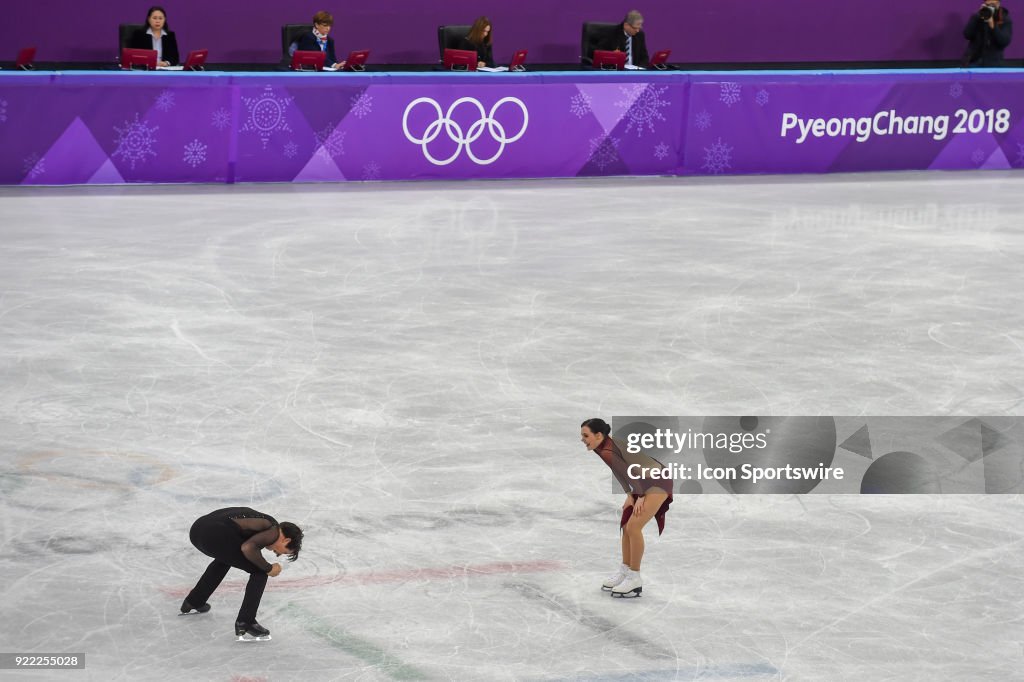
[181,507,303,640]
[581,418,672,597]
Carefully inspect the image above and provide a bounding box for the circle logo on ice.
[402,96,529,166]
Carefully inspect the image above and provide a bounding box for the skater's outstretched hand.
[622,494,634,512]
[268,563,282,577]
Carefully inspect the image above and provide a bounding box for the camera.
[979,5,997,20]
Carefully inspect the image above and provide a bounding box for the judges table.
[1,69,1023,185]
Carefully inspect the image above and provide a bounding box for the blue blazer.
[293,32,338,65]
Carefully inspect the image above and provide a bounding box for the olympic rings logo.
[402,97,529,166]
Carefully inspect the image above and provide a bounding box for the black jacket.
[963,8,1013,66]
[457,36,494,68]
[597,24,649,66]
[128,29,179,65]
[293,32,339,66]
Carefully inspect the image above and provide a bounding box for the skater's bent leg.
[186,560,231,607]
[237,569,268,624]
[624,490,668,571]
[623,520,644,571]
[620,499,635,565]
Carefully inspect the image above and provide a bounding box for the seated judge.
[597,10,649,67]
[291,10,346,70]
[128,6,180,67]
[458,17,495,69]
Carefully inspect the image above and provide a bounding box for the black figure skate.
[235,620,272,642]
[179,599,211,615]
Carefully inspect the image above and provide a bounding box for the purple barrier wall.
[1,1,1019,65]
[683,72,1024,174]
[2,70,1022,186]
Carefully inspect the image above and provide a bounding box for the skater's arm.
[240,525,279,572]
[595,444,638,495]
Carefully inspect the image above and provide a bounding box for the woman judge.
[581,418,672,598]
[128,6,179,67]
[458,17,495,69]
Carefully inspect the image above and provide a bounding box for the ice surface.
[1,172,1022,680]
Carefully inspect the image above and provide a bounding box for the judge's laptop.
[291,50,326,71]
[121,48,157,70]
[183,49,209,70]
[649,49,672,70]
[591,49,626,70]
[344,50,370,71]
[443,48,477,71]
[509,49,528,72]
[16,47,37,70]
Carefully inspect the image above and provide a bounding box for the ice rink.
[1,171,1023,681]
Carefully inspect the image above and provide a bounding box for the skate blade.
[236,634,272,642]
[610,588,642,598]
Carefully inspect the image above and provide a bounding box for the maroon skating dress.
[594,436,673,534]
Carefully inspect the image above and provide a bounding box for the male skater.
[181,507,303,641]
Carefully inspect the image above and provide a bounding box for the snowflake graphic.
[1015,142,1024,168]
[350,92,373,119]
[0,99,8,124]
[113,114,160,170]
[362,161,382,181]
[22,152,45,179]
[755,89,770,107]
[702,138,733,174]
[971,148,986,166]
[615,84,670,136]
[241,86,294,148]
[569,92,593,118]
[949,82,964,99]
[314,124,347,159]
[283,141,299,159]
[615,84,646,107]
[182,139,207,168]
[654,142,670,160]
[719,82,741,107]
[695,110,712,131]
[587,135,621,171]
[155,90,175,112]
[211,108,231,130]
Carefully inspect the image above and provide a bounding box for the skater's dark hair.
[279,522,303,561]
[580,418,611,437]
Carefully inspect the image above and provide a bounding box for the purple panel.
[224,75,687,181]
[3,71,1024,185]
[0,72,687,185]
[1,0,1019,66]
[681,72,1024,175]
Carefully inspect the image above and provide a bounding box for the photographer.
[963,0,1013,66]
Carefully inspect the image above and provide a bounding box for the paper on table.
[323,65,340,71]
[156,65,184,71]
[624,64,645,70]
[477,66,509,72]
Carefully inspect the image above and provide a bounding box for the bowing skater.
[581,418,672,597]
[181,507,304,641]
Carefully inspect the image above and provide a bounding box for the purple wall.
[2,1,1019,64]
